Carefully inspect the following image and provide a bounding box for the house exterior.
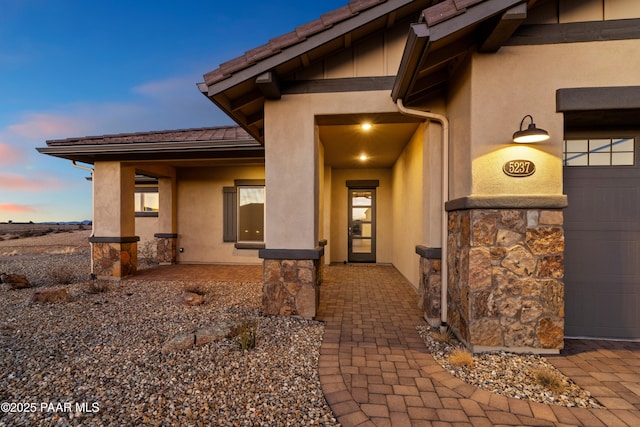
[38,0,640,352]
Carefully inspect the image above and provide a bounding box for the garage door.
[563,137,640,340]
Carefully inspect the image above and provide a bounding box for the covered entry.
[563,136,640,340]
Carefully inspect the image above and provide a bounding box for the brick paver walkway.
[317,264,640,427]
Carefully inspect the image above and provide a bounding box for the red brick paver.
[316,264,640,426]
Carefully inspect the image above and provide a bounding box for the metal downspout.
[396,99,450,332]
[71,161,95,277]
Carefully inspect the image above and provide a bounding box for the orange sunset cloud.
[0,172,63,192]
[0,203,36,213]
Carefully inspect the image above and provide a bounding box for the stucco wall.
[468,38,640,198]
[93,161,135,237]
[264,90,400,250]
[329,168,392,264]
[176,166,264,264]
[391,124,424,290]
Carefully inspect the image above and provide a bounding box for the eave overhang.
[36,139,264,164]
[392,0,528,106]
[199,0,432,144]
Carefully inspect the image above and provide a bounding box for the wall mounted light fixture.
[512,115,549,143]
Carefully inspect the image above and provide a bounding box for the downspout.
[396,99,449,332]
[71,161,95,277]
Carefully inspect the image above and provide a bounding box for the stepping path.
[317,264,640,426]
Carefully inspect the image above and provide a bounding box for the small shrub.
[235,318,258,351]
[430,328,454,343]
[48,264,76,285]
[448,348,474,368]
[85,280,109,294]
[531,368,566,392]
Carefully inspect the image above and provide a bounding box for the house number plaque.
[502,159,535,177]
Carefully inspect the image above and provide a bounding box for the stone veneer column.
[89,237,139,279]
[415,246,442,327]
[259,247,324,319]
[446,200,566,353]
[154,233,177,264]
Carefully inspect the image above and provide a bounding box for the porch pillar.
[90,161,139,279]
[154,176,177,264]
[445,197,567,354]
[260,97,321,318]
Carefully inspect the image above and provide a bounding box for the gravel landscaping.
[1,229,605,427]
[0,232,337,427]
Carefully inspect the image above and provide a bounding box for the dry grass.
[531,367,567,392]
[430,328,454,343]
[448,348,474,368]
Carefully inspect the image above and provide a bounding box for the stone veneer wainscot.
[446,205,565,354]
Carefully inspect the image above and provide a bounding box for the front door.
[348,188,376,263]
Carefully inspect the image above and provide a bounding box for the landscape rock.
[30,288,69,303]
[181,291,205,306]
[162,320,242,353]
[1,273,31,289]
[161,332,196,354]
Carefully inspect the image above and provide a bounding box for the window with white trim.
[563,138,635,166]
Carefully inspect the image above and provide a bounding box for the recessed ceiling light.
[361,123,372,131]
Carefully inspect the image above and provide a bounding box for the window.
[238,186,265,243]
[563,138,635,166]
[223,179,265,248]
[135,188,159,216]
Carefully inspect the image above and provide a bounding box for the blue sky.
[0,0,347,222]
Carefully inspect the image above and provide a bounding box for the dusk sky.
[0,0,347,222]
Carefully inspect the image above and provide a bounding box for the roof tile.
[46,126,253,147]
[423,0,466,26]
[348,0,387,14]
[320,5,355,27]
[269,30,302,51]
[245,42,277,63]
[203,68,227,86]
[219,55,252,77]
[295,18,326,38]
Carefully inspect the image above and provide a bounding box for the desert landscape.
[0,227,336,426]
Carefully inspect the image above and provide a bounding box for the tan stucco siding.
[330,168,392,264]
[391,124,425,290]
[446,60,473,200]
[93,161,135,237]
[468,38,640,197]
[264,90,399,250]
[295,23,408,80]
[176,166,264,264]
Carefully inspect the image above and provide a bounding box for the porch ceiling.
[319,114,421,169]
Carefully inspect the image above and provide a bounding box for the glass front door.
[348,188,376,263]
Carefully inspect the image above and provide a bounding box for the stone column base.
[446,205,565,354]
[416,246,442,327]
[154,233,177,265]
[89,236,139,279]
[259,248,324,319]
